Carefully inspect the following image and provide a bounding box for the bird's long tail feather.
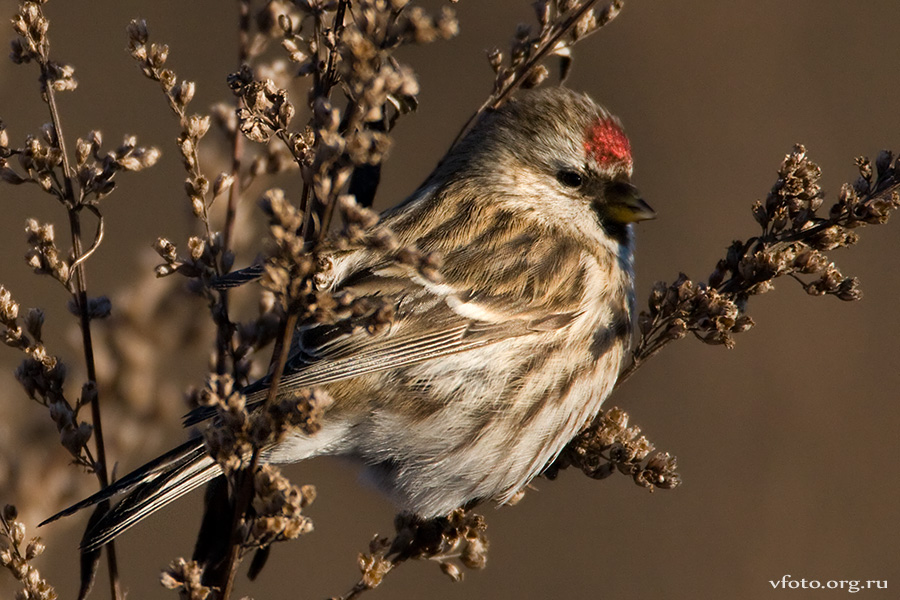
[40,437,221,552]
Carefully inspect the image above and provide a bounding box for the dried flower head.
[342,509,489,598]
[1,505,58,600]
[547,407,681,490]
[159,558,209,600]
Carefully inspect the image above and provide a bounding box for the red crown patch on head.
[585,118,632,168]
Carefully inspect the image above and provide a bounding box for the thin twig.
[265,312,300,408]
[66,207,104,276]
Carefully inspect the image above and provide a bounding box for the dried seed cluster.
[240,0,457,233]
[159,558,209,600]
[5,2,158,213]
[9,2,74,93]
[184,374,321,572]
[621,144,900,382]
[493,0,614,90]
[1,120,158,240]
[345,509,488,598]
[195,373,333,474]
[0,286,96,467]
[258,188,402,335]
[0,505,57,600]
[127,20,217,228]
[1,123,158,293]
[547,407,680,490]
[23,220,68,285]
[246,465,315,548]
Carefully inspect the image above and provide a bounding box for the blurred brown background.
[1,1,899,598]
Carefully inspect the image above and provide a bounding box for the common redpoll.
[44,86,654,550]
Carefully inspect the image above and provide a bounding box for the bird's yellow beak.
[605,182,655,224]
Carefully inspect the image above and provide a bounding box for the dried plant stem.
[211,310,298,599]
[307,0,350,100]
[38,43,123,600]
[222,128,244,260]
[218,451,259,600]
[614,340,663,388]
[310,0,349,99]
[214,0,252,378]
[339,568,396,600]
[207,5,255,594]
[265,312,300,408]
[222,0,250,257]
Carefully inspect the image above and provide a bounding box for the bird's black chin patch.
[590,196,631,245]
[599,218,630,246]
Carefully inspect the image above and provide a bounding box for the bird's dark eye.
[556,169,583,188]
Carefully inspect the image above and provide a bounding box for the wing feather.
[185,238,586,426]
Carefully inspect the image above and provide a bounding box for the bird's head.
[448,87,655,242]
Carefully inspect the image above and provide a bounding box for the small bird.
[43,86,654,550]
